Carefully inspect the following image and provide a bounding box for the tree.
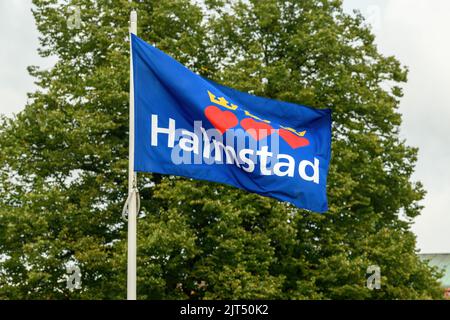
[0,0,443,299]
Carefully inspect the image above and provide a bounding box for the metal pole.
[128,9,138,301]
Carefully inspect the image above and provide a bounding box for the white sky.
[343,0,450,253]
[0,1,449,253]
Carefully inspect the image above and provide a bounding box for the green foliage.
[0,0,443,299]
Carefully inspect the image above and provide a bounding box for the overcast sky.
[0,1,449,253]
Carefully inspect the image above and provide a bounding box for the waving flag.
[131,34,332,212]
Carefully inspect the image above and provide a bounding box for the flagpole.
[128,9,138,300]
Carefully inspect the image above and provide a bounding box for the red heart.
[278,129,310,149]
[204,105,238,134]
[240,118,275,141]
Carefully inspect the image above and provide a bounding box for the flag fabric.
[131,34,332,213]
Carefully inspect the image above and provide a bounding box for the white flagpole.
[128,9,138,300]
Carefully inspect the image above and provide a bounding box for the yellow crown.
[208,91,238,111]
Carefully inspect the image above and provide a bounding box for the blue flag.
[132,34,332,213]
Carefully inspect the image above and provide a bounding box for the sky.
[0,1,449,253]
[342,0,450,253]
